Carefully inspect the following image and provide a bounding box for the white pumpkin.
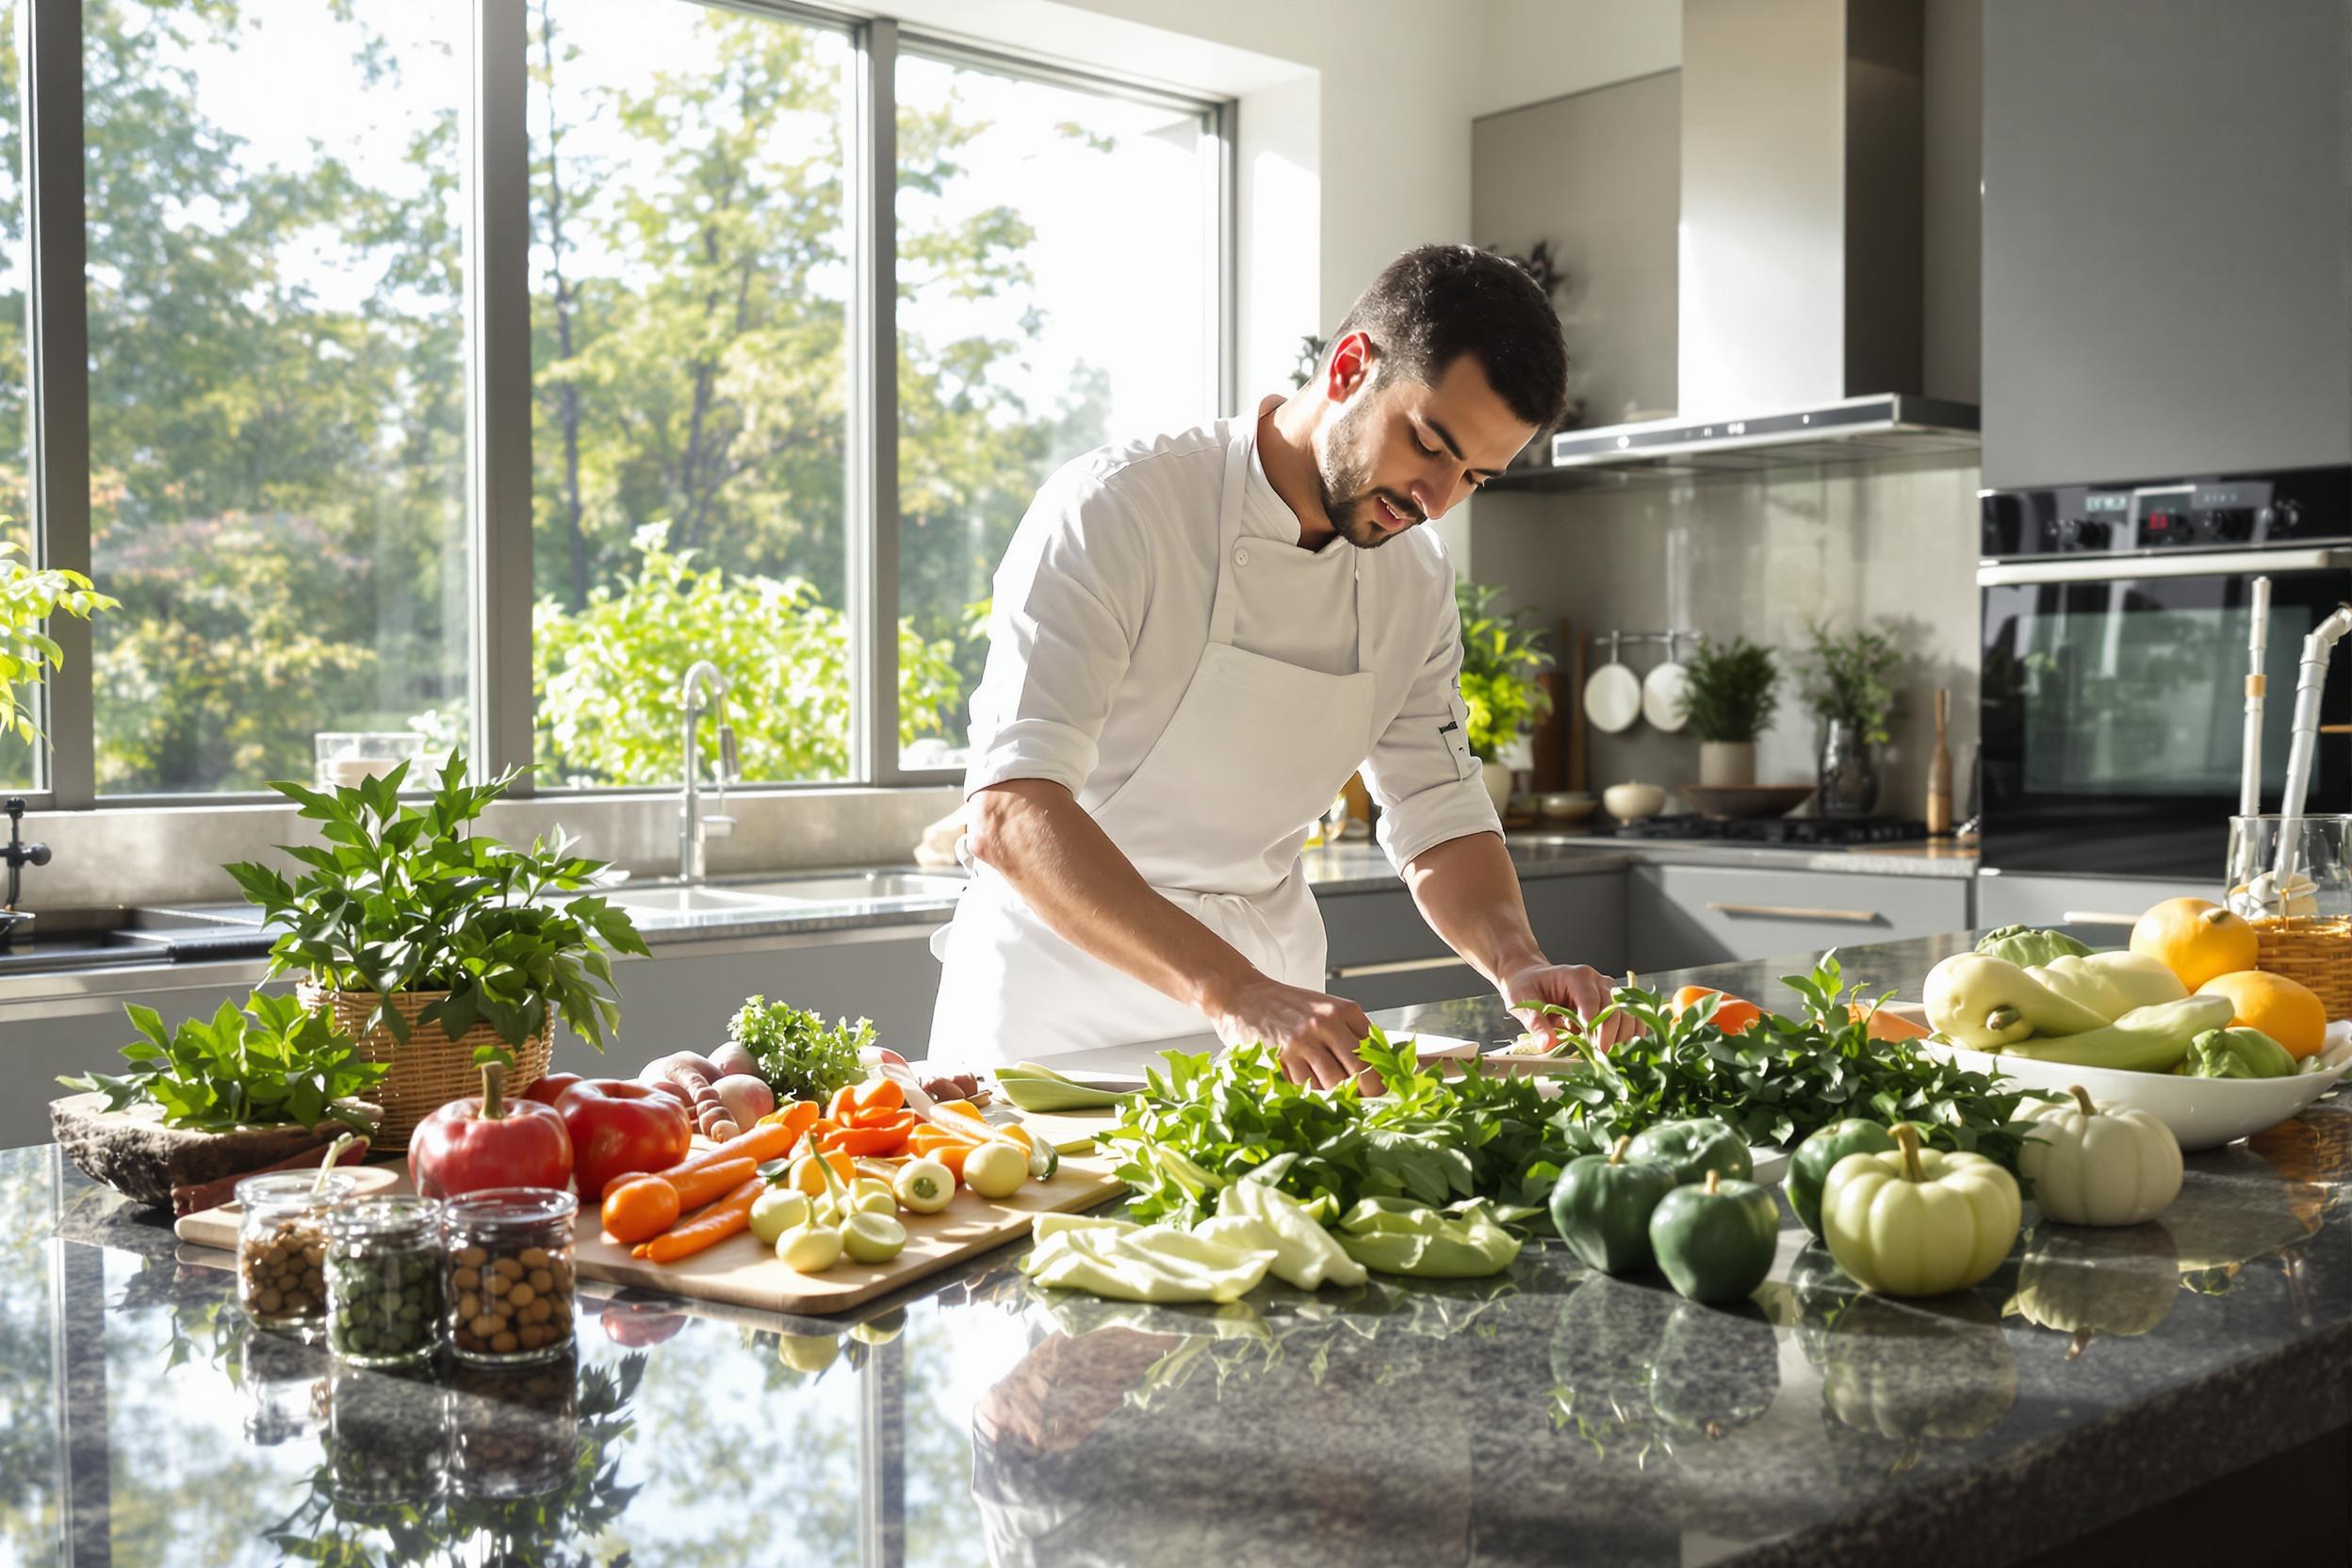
[2019,1085,2182,1226]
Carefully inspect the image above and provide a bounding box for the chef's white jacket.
[963,418,1501,872]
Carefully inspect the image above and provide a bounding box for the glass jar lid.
[327,1193,441,1243]
[237,1170,358,1214]
[439,1186,578,1235]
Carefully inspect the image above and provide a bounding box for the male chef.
[928,244,1630,1086]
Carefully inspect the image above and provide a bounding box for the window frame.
[9,0,1232,813]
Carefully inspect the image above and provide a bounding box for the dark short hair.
[1331,244,1569,430]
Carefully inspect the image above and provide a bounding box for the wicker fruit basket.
[2250,915,2352,1020]
[299,982,552,1152]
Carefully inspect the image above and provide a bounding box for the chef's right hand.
[1209,974,1377,1090]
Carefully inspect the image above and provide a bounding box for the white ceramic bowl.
[1913,1018,2352,1152]
[1603,781,1666,822]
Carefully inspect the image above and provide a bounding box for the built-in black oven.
[1978,466,2352,880]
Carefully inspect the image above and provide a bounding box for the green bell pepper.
[1627,1118,1753,1186]
[1647,1170,1780,1304]
[1785,1119,1899,1238]
[1975,923,2093,967]
[2182,1026,2297,1080]
[1549,1135,1679,1274]
[1335,1197,1523,1279]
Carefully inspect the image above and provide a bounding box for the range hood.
[1541,0,1979,482]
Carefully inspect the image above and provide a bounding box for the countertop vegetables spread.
[61,993,387,1135]
[1626,1118,1752,1185]
[1536,956,2050,1170]
[2016,1085,2181,1226]
[1647,1170,1778,1305]
[1821,1123,2021,1297]
[2184,1026,2297,1080]
[727,995,874,1103]
[1784,1119,1898,1238]
[1549,1135,1678,1275]
[408,1062,575,1200]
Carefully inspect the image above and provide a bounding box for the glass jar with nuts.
[236,1171,357,1337]
[441,1186,579,1364]
[325,1194,446,1368]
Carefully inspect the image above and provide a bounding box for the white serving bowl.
[1914,1019,2352,1152]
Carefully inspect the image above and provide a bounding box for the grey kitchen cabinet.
[1973,872,2207,938]
[1320,871,1629,1013]
[1627,864,1971,972]
[1982,0,2352,487]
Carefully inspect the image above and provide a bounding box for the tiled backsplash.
[1471,454,1984,822]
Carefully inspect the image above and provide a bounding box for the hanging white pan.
[1585,632,1642,735]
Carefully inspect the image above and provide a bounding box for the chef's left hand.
[1502,962,1636,1053]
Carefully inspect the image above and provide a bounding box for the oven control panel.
[1981,466,2352,558]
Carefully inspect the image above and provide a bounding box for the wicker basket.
[2249,915,2352,1020]
[299,982,553,1152]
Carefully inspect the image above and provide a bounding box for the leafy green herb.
[727,995,873,1102]
[1530,955,2053,1169]
[1680,635,1780,743]
[222,755,649,1052]
[1,538,116,748]
[1102,1028,1589,1228]
[59,992,388,1134]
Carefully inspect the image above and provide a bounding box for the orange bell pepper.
[1672,985,1765,1037]
[816,1112,919,1158]
[827,1078,906,1122]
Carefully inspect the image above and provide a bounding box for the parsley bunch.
[1538,954,2051,1169]
[727,996,873,1102]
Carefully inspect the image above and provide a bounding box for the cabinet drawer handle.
[1706,902,1883,924]
[1329,954,1476,979]
[2059,910,2143,926]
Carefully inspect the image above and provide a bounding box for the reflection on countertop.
[9,936,2348,1568]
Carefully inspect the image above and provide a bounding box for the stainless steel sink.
[730,870,968,905]
[605,886,791,916]
[0,905,266,974]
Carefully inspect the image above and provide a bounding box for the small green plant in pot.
[1457,582,1554,812]
[1802,620,1906,815]
[1680,637,1780,787]
[224,756,649,1148]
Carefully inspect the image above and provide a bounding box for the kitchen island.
[8,934,2346,1566]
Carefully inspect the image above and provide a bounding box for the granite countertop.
[13,933,2347,1567]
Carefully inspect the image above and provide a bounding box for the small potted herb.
[1680,636,1780,787]
[224,755,648,1149]
[1457,582,1555,813]
[53,992,388,1209]
[1802,619,1906,815]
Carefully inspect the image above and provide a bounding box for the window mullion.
[23,0,90,808]
[467,0,534,792]
[855,16,899,785]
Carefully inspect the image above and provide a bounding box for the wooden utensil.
[1927,687,1952,837]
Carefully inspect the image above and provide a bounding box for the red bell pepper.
[555,1077,694,1200]
[521,1070,583,1108]
[409,1063,575,1200]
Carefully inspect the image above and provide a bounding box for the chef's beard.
[1315,405,1425,550]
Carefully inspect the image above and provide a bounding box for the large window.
[4,5,1225,809]
[84,0,471,796]
[894,50,1220,767]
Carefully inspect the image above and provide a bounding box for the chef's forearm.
[966,780,1260,1015]
[1400,832,1547,988]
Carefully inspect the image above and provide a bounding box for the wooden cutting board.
[176,1155,1125,1316]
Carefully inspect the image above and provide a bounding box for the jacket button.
[1233,546,1250,566]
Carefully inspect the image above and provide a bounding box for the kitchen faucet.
[3,797,49,941]
[678,662,739,882]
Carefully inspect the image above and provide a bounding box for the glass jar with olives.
[324,1194,445,1367]
[236,1170,357,1337]
[441,1187,578,1364]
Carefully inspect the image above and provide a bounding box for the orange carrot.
[663,1120,801,1183]
[758,1100,822,1145]
[631,1174,764,1264]
[599,1156,758,1245]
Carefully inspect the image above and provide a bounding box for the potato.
[708,1040,760,1081]
[710,1072,776,1128]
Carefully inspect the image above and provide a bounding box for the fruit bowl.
[1900,1010,2352,1152]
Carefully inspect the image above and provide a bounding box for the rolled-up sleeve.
[963,467,1152,799]
[1362,585,1502,870]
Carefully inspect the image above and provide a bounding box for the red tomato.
[555,1078,694,1200]
[521,1071,583,1108]
[409,1066,575,1200]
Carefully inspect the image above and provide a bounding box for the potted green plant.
[1456,582,1555,814]
[225,756,648,1149]
[1801,619,1905,815]
[1680,636,1780,787]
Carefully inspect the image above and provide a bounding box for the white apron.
[928,418,1379,1067]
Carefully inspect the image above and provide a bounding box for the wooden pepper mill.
[1926,687,1953,837]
